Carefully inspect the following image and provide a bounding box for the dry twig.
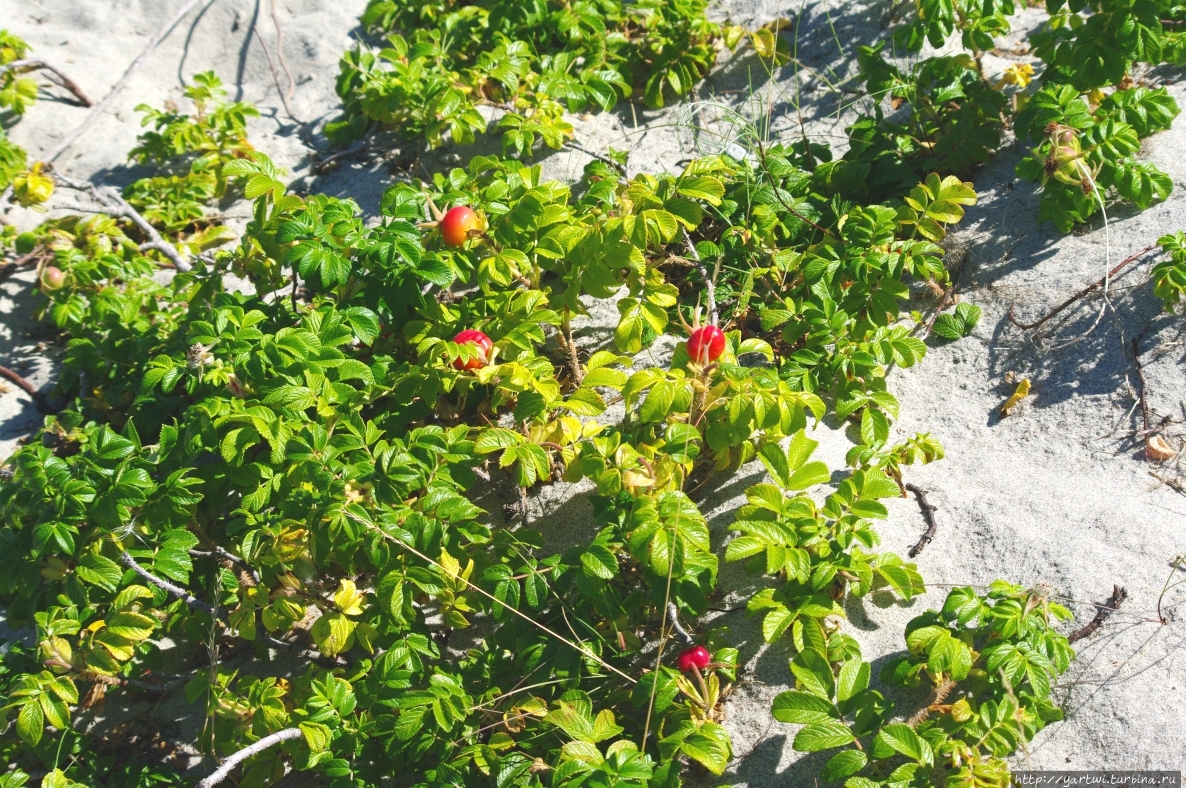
[1068,585,1127,643]
[667,601,695,646]
[905,483,940,558]
[0,59,93,106]
[1007,244,1158,331]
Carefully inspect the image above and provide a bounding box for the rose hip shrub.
[9,0,1185,780]
[0,126,977,785]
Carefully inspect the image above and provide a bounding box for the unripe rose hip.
[40,266,66,290]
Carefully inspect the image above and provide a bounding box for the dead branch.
[905,483,939,558]
[0,245,46,286]
[0,364,57,414]
[120,551,221,619]
[0,59,93,106]
[42,0,205,164]
[1068,585,1127,643]
[683,227,719,327]
[196,728,303,788]
[53,174,190,271]
[1007,244,1158,331]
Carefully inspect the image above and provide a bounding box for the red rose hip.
[687,325,725,364]
[452,329,493,370]
[677,645,711,672]
[440,206,480,248]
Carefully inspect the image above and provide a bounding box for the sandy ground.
[2,0,1185,782]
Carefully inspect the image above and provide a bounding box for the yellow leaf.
[333,578,367,616]
[13,162,54,207]
[439,550,461,579]
[1000,378,1031,417]
[311,612,356,656]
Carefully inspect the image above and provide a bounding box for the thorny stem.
[683,227,718,327]
[1067,585,1127,643]
[905,483,940,558]
[0,245,47,286]
[755,143,836,240]
[564,140,627,178]
[1131,336,1151,432]
[560,310,583,384]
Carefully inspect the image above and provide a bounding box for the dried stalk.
[905,483,939,558]
[1007,244,1157,331]
[1067,585,1127,643]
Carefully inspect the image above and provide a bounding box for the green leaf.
[16,701,43,745]
[679,721,731,774]
[787,461,830,490]
[580,545,618,580]
[772,691,838,724]
[821,749,867,782]
[875,723,931,764]
[793,720,854,752]
[77,553,122,592]
[300,721,332,753]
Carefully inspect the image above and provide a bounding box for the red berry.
[677,645,711,672]
[452,329,493,370]
[441,206,480,248]
[40,266,66,290]
[686,326,725,364]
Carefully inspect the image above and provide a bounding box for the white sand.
[2,0,1184,780]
